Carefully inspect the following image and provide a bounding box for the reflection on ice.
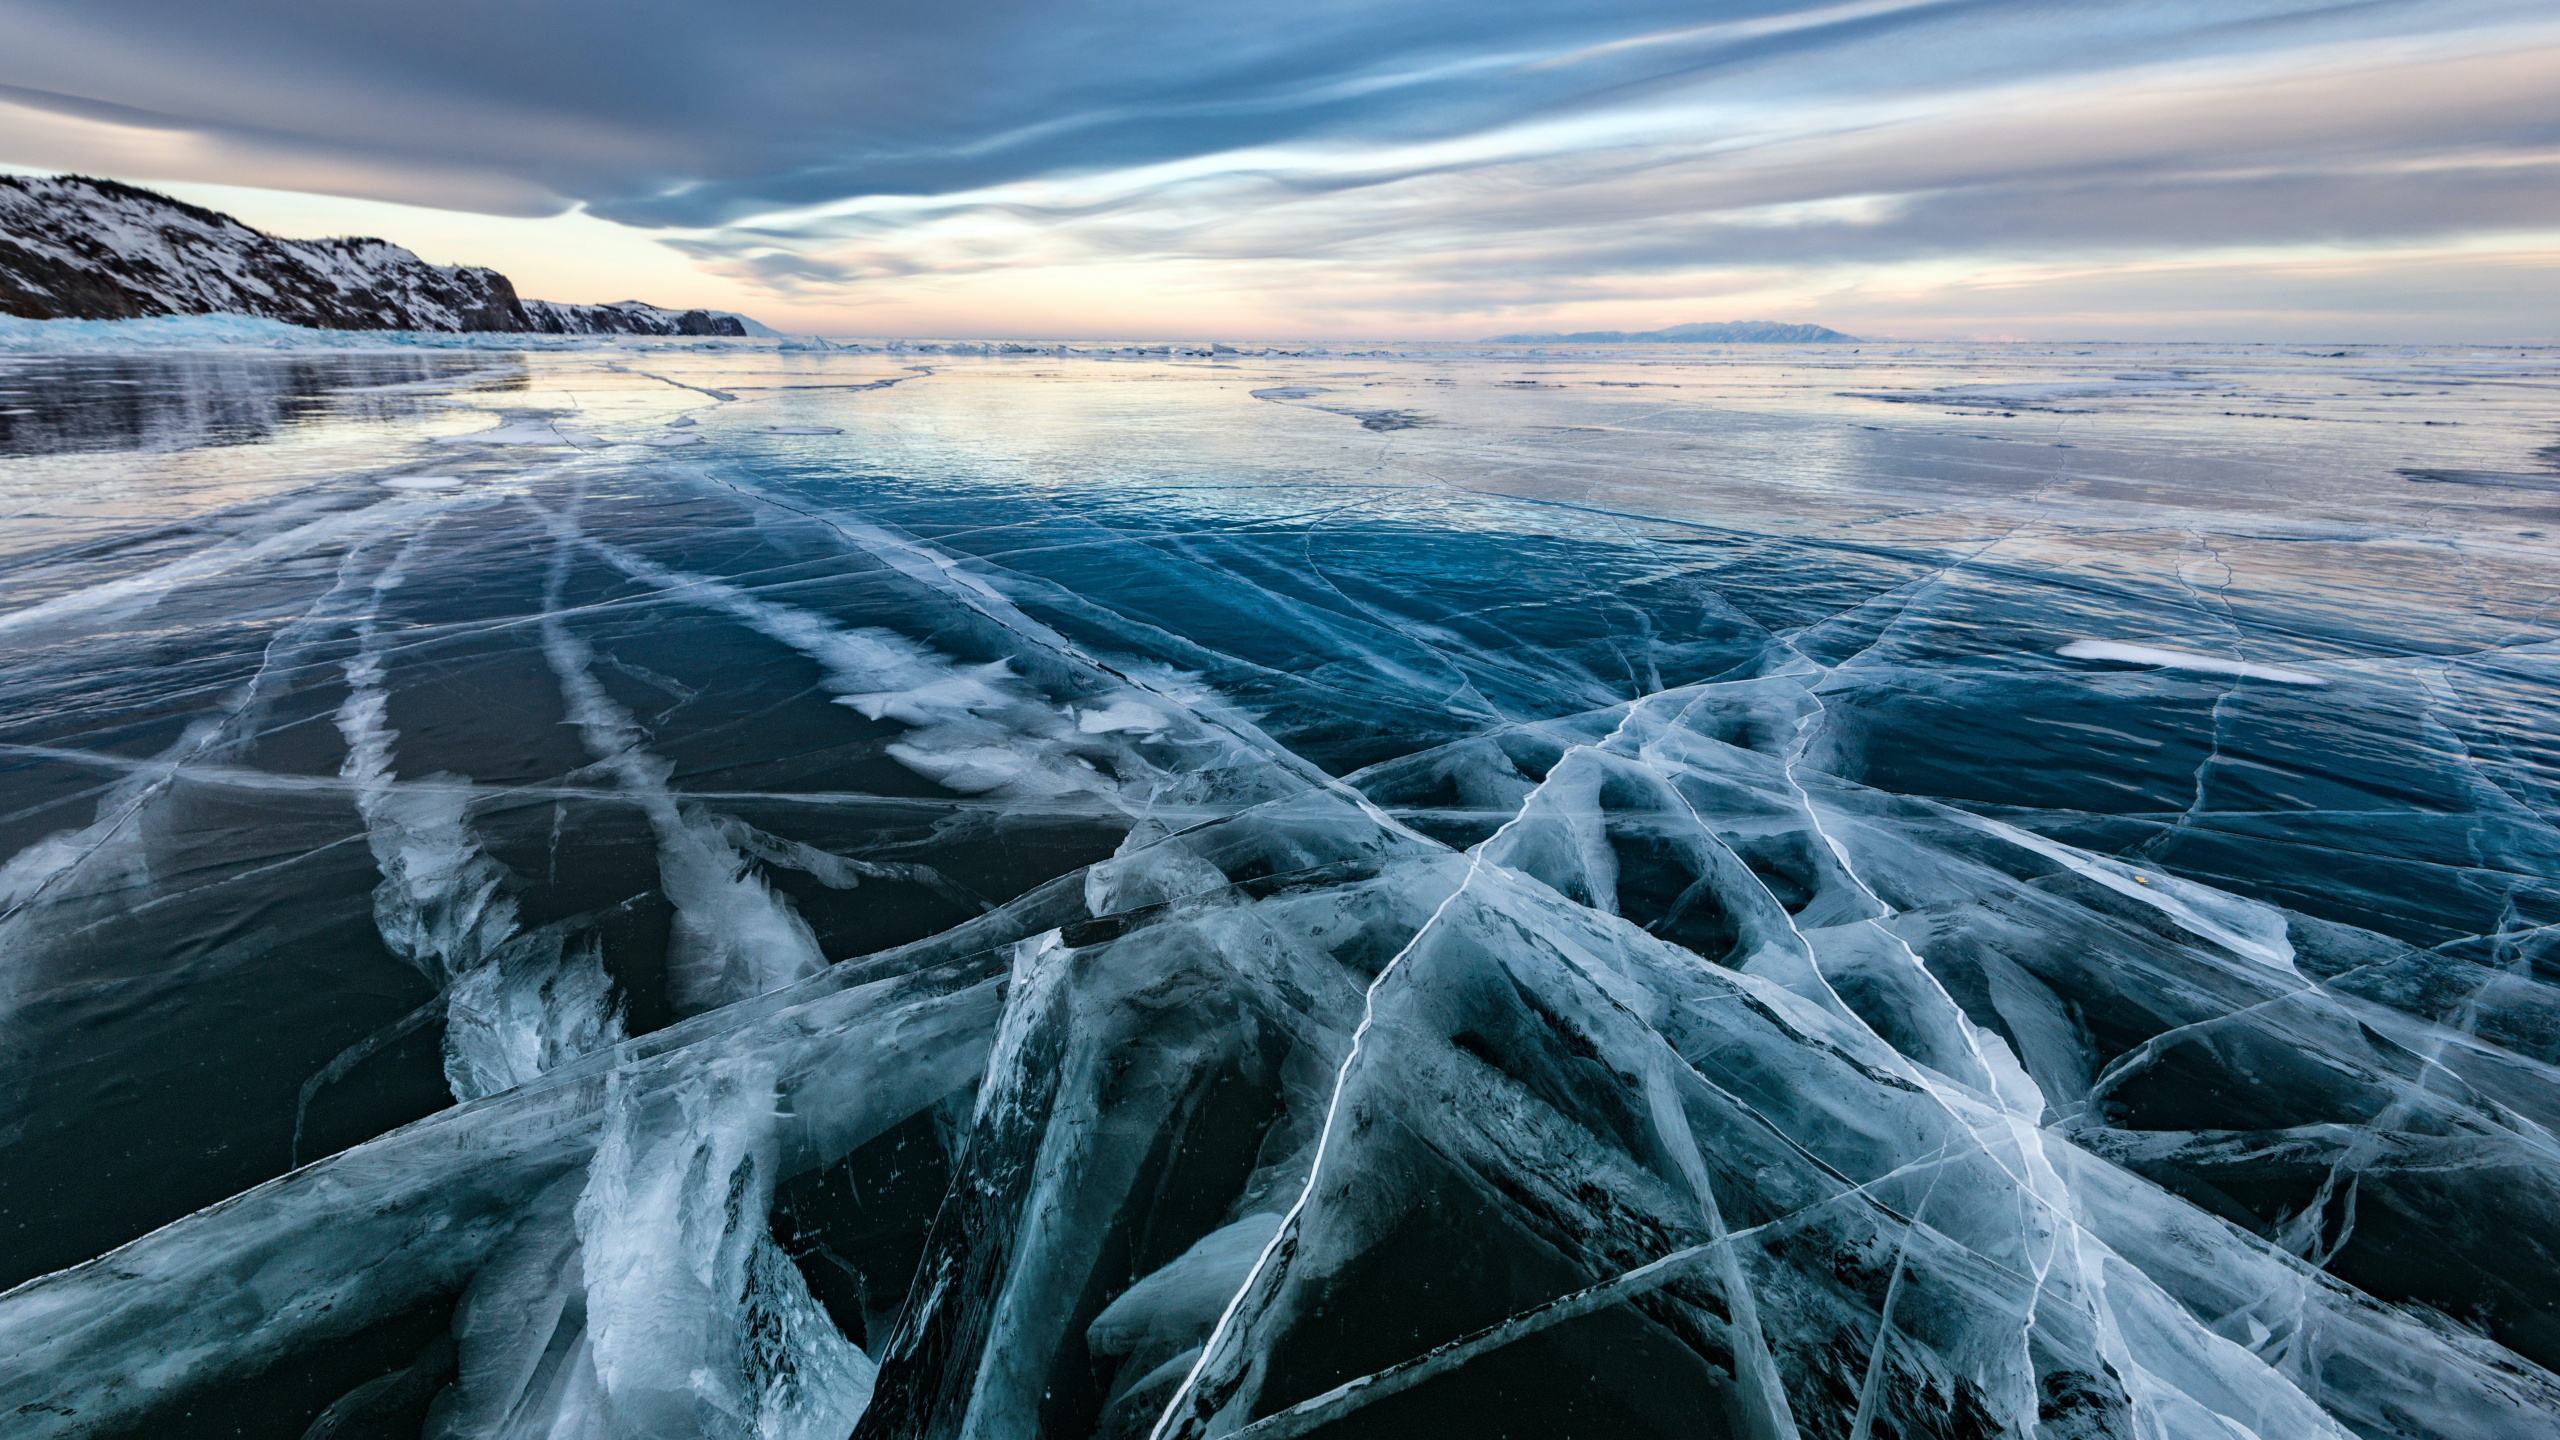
[0,338,2556,1439]
[0,350,500,458]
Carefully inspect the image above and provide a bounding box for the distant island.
[0,174,770,337]
[1486,320,1853,343]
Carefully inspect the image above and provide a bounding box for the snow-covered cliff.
[520,298,762,337]
[0,175,755,337]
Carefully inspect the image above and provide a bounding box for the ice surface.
[2,339,2558,1440]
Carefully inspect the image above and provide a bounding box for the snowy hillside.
[0,175,756,336]
[521,298,764,336]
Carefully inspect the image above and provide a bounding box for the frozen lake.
[2,335,2557,1439]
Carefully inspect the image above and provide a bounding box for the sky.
[2,0,2555,341]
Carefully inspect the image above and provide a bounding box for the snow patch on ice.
[435,419,601,447]
[886,741,1097,797]
[1074,698,1169,735]
[1960,813,2300,974]
[377,474,462,489]
[534,508,829,1013]
[2060,639,2326,685]
[841,661,1019,726]
[568,536,1141,802]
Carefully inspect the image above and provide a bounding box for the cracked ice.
[1,338,2557,1440]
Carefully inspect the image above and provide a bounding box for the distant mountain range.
[1486,320,1853,343]
[0,174,769,337]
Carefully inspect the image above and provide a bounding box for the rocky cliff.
[0,175,752,337]
[520,298,754,336]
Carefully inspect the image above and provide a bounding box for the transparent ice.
[1,334,2556,1439]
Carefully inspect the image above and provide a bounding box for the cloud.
[662,32,2560,281]
[0,84,570,217]
[0,0,2535,221]
[1,0,2554,336]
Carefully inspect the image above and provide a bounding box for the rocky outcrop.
[519,299,749,337]
[0,174,756,337]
